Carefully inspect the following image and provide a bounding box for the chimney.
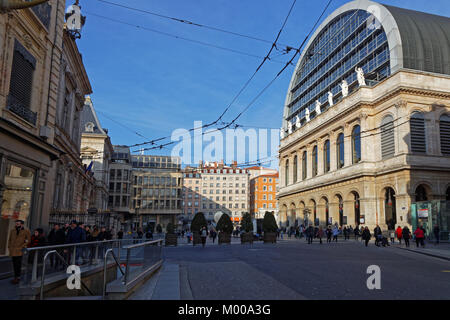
[232,160,237,169]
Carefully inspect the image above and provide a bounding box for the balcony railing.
[7,95,37,125]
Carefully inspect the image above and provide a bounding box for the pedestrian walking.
[402,226,411,247]
[433,225,440,245]
[65,220,83,264]
[343,226,349,240]
[28,228,46,265]
[48,224,66,269]
[332,225,339,242]
[390,230,395,244]
[211,230,217,243]
[414,226,425,248]
[317,226,324,244]
[200,227,208,248]
[326,226,332,243]
[354,225,360,241]
[395,226,403,245]
[145,229,153,240]
[8,220,31,284]
[117,229,124,239]
[306,225,314,244]
[362,226,371,247]
[373,225,382,246]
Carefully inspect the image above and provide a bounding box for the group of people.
[7,219,117,285]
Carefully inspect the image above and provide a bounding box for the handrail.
[102,248,125,300]
[40,250,94,300]
[122,239,163,250]
[24,239,122,252]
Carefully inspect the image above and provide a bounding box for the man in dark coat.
[66,221,83,244]
[433,225,440,245]
[47,224,66,269]
[306,225,314,244]
[374,225,382,246]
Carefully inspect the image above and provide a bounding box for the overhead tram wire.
[96,109,152,141]
[126,0,300,150]
[127,0,333,151]
[95,0,296,49]
[86,12,290,65]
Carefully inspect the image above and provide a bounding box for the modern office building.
[278,0,450,233]
[130,155,183,231]
[108,145,133,230]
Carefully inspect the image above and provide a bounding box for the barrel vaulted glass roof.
[282,0,450,129]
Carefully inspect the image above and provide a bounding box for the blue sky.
[74,0,450,166]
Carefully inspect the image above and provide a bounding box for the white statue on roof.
[305,107,310,122]
[315,100,322,115]
[288,121,293,134]
[355,66,366,86]
[280,127,285,139]
[340,80,349,98]
[328,91,334,106]
[295,115,301,129]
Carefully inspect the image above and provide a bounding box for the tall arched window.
[337,133,344,169]
[312,146,318,177]
[352,125,361,164]
[410,112,426,153]
[285,159,289,186]
[324,140,330,173]
[440,114,450,155]
[302,151,307,180]
[381,115,395,159]
[293,155,298,182]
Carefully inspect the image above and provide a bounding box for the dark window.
[324,140,330,173]
[440,114,450,155]
[312,146,318,177]
[293,155,298,182]
[410,112,426,153]
[352,125,361,164]
[381,115,395,159]
[7,40,37,125]
[285,160,289,186]
[302,151,307,180]
[337,133,344,169]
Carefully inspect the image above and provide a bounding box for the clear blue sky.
[75,0,450,165]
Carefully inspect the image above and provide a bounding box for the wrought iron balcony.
[7,95,37,125]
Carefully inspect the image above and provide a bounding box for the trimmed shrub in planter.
[191,212,207,246]
[216,213,232,245]
[165,223,177,246]
[263,211,277,244]
[241,212,253,244]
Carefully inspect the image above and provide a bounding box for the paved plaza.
[130,237,450,300]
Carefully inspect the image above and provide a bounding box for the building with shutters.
[0,1,64,263]
[278,0,450,232]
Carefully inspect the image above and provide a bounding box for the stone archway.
[299,201,306,225]
[280,204,288,228]
[289,203,297,228]
[333,194,344,226]
[319,196,329,227]
[415,184,431,202]
[308,199,317,226]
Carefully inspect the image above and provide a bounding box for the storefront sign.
[418,209,429,218]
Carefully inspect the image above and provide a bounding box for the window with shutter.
[7,40,37,125]
[440,114,450,155]
[381,115,395,159]
[410,112,426,153]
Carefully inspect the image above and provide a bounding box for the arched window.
[410,112,426,153]
[352,125,361,164]
[324,140,330,173]
[312,146,318,177]
[381,115,395,159]
[440,114,450,155]
[293,155,298,183]
[302,151,307,180]
[285,159,289,186]
[415,185,428,202]
[336,133,344,169]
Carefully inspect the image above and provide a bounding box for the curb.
[394,246,450,261]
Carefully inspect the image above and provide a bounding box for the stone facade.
[278,70,450,230]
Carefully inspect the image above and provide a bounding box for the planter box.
[193,233,202,246]
[263,232,277,244]
[218,232,231,245]
[165,234,178,246]
[241,232,253,244]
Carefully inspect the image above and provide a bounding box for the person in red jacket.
[396,226,403,244]
[414,226,425,248]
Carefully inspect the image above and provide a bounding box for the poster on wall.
[360,215,365,224]
[418,209,429,219]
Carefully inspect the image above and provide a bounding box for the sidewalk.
[391,242,450,261]
[0,277,20,300]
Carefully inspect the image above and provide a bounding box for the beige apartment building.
[278,0,450,233]
[182,161,250,225]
